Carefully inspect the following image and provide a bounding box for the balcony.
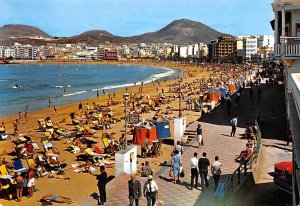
[275,37,300,58]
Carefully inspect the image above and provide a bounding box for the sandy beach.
[0,60,211,206]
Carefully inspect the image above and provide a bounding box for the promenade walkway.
[81,96,252,205]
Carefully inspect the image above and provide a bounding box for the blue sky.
[0,0,274,37]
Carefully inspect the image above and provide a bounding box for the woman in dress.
[171,150,181,184]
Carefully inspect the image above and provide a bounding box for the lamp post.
[123,93,130,149]
[178,80,182,117]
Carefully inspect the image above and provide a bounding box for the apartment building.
[208,36,237,60]
[272,0,300,204]
[243,37,258,60]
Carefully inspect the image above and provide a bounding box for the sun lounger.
[92,145,102,154]
[0,165,8,177]
[85,148,101,156]
[13,159,28,173]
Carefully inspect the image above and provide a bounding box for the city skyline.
[0,0,274,37]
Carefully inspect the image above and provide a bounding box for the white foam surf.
[91,68,175,92]
[63,91,86,96]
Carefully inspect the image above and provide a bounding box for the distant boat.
[58,73,63,76]
[13,85,21,89]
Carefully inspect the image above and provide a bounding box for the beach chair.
[0,182,12,200]
[13,159,27,173]
[0,165,8,177]
[41,137,53,152]
[26,157,36,168]
[38,119,47,131]
[101,133,112,153]
[92,121,105,130]
[92,145,103,154]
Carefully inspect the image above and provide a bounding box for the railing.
[275,36,300,57]
[222,117,262,205]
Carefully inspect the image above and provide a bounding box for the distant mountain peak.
[0,24,51,38]
[78,30,113,37]
[0,19,226,45]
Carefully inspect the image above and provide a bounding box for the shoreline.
[0,60,185,119]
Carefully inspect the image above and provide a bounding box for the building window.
[296,23,300,37]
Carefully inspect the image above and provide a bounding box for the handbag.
[179,166,185,177]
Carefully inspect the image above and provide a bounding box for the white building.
[173,45,179,53]
[236,40,243,58]
[243,37,258,60]
[199,43,208,57]
[272,1,300,204]
[193,44,199,56]
[258,35,275,49]
[179,46,188,58]
[187,45,193,56]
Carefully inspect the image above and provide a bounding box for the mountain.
[0,19,226,45]
[137,19,223,44]
[0,24,51,38]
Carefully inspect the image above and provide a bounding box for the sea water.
[0,64,180,116]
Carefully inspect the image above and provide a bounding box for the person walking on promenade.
[230,115,238,137]
[211,156,222,191]
[196,124,203,149]
[198,152,210,190]
[128,174,141,206]
[190,152,199,190]
[90,166,107,205]
[257,87,262,100]
[171,150,181,184]
[225,94,232,115]
[143,175,158,206]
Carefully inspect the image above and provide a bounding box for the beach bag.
[180,166,185,177]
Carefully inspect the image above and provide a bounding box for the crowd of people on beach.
[0,61,273,205]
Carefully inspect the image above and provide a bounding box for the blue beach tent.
[154,120,171,139]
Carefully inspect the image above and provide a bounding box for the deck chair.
[26,157,36,168]
[0,164,8,177]
[92,145,102,154]
[0,182,12,200]
[101,133,112,153]
[85,148,102,156]
[38,119,47,131]
[101,133,110,148]
[41,137,53,152]
[13,159,28,173]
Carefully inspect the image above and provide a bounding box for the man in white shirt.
[190,152,198,190]
[211,156,222,191]
[143,175,158,206]
[230,115,238,137]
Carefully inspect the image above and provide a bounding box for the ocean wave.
[0,79,8,82]
[55,85,72,88]
[91,68,175,91]
[144,70,175,84]
[63,91,86,97]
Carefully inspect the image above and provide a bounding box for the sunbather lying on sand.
[40,195,74,204]
[49,171,71,180]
